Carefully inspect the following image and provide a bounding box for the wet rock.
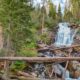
[38,51,54,57]
[34,63,46,78]
[52,64,70,78]
[68,61,80,78]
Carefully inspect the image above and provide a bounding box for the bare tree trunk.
[0,25,3,49]
[0,57,80,62]
[3,18,12,80]
[3,38,10,80]
[41,0,46,35]
[41,12,45,35]
[3,60,10,80]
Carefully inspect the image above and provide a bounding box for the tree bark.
[0,57,80,62]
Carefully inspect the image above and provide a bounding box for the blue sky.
[34,0,66,13]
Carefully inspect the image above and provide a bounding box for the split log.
[0,57,80,62]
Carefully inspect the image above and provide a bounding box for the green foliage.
[63,0,80,24]
[30,9,42,30]
[20,49,37,57]
[0,0,38,56]
[49,1,56,19]
[45,16,57,30]
[63,7,73,22]
[0,49,5,57]
[10,61,26,70]
[39,33,51,44]
[31,1,58,31]
[45,1,57,30]
[19,42,38,57]
[70,0,80,19]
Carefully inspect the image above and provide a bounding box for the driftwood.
[0,57,80,63]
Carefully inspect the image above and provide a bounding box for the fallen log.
[50,44,80,51]
[38,44,80,51]
[0,57,80,62]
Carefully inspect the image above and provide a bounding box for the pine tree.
[57,4,62,22]
[0,0,34,53]
[68,0,80,24]
[49,0,56,19]
[70,0,80,19]
[63,6,73,22]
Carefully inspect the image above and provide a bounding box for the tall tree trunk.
[41,12,45,34]
[3,19,12,80]
[0,25,3,49]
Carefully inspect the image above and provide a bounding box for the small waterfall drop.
[55,22,75,47]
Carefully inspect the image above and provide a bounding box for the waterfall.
[55,22,75,47]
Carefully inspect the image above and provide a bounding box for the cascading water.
[34,22,80,80]
[55,22,75,47]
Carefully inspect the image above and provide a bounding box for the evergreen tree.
[69,0,80,24]
[49,0,56,19]
[0,0,36,55]
[70,0,80,19]
[57,4,62,22]
[44,0,57,30]
[63,6,73,22]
